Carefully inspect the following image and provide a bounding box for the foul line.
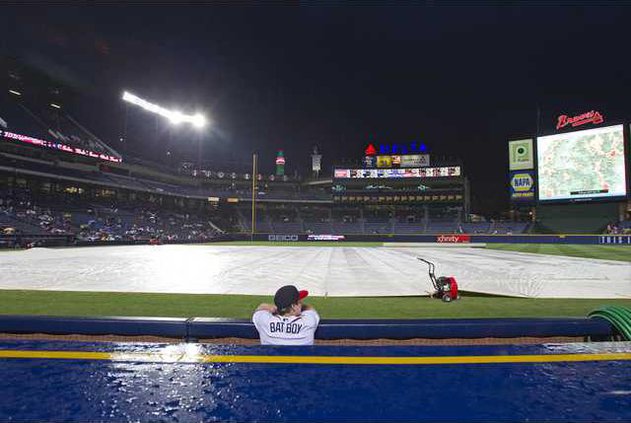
[0,350,630,365]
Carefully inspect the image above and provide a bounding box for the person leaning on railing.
[252,285,320,346]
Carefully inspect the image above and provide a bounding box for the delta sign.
[365,142,428,156]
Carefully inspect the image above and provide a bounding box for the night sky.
[3,4,631,214]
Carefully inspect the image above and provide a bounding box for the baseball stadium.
[2,10,631,422]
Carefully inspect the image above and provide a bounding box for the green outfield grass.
[486,244,631,262]
[0,289,629,319]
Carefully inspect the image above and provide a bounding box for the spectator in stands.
[605,222,620,234]
[252,285,320,345]
[2,226,16,235]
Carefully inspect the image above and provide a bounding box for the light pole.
[197,131,203,172]
[251,152,257,241]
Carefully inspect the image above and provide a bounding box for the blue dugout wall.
[0,315,617,341]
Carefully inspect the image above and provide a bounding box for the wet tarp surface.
[0,245,628,298]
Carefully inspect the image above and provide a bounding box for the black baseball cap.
[274,285,309,309]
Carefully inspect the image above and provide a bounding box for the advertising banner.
[1,130,122,163]
[400,154,430,167]
[509,170,536,202]
[376,155,392,168]
[334,169,351,178]
[268,234,299,242]
[307,234,346,241]
[598,235,631,245]
[508,139,534,170]
[374,154,430,168]
[436,234,470,243]
[334,166,461,179]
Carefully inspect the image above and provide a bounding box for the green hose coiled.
[588,306,631,341]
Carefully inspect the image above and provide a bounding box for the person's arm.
[301,303,314,311]
[255,303,277,314]
[301,306,320,327]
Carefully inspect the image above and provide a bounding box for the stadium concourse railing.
[0,315,619,342]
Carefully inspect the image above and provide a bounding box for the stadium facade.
[2,63,629,248]
[0,62,502,247]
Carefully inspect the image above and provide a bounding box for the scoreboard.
[334,166,461,179]
[536,124,626,202]
[333,159,465,205]
[332,192,464,205]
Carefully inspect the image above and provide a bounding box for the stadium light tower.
[122,91,207,129]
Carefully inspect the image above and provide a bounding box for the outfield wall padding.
[3,233,629,249]
[243,233,631,245]
[0,316,616,341]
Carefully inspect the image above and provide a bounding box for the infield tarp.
[0,245,628,298]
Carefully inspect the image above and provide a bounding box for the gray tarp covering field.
[0,245,629,298]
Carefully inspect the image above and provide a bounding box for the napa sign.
[510,171,535,202]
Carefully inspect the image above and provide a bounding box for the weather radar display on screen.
[537,124,627,201]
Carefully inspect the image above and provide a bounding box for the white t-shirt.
[252,309,320,345]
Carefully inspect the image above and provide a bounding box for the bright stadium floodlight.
[169,111,185,125]
[122,90,207,129]
[192,113,206,128]
[8,89,21,96]
[50,103,61,109]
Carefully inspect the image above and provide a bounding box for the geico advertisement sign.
[268,235,299,242]
[436,234,470,243]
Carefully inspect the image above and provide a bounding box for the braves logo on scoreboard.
[509,170,535,202]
